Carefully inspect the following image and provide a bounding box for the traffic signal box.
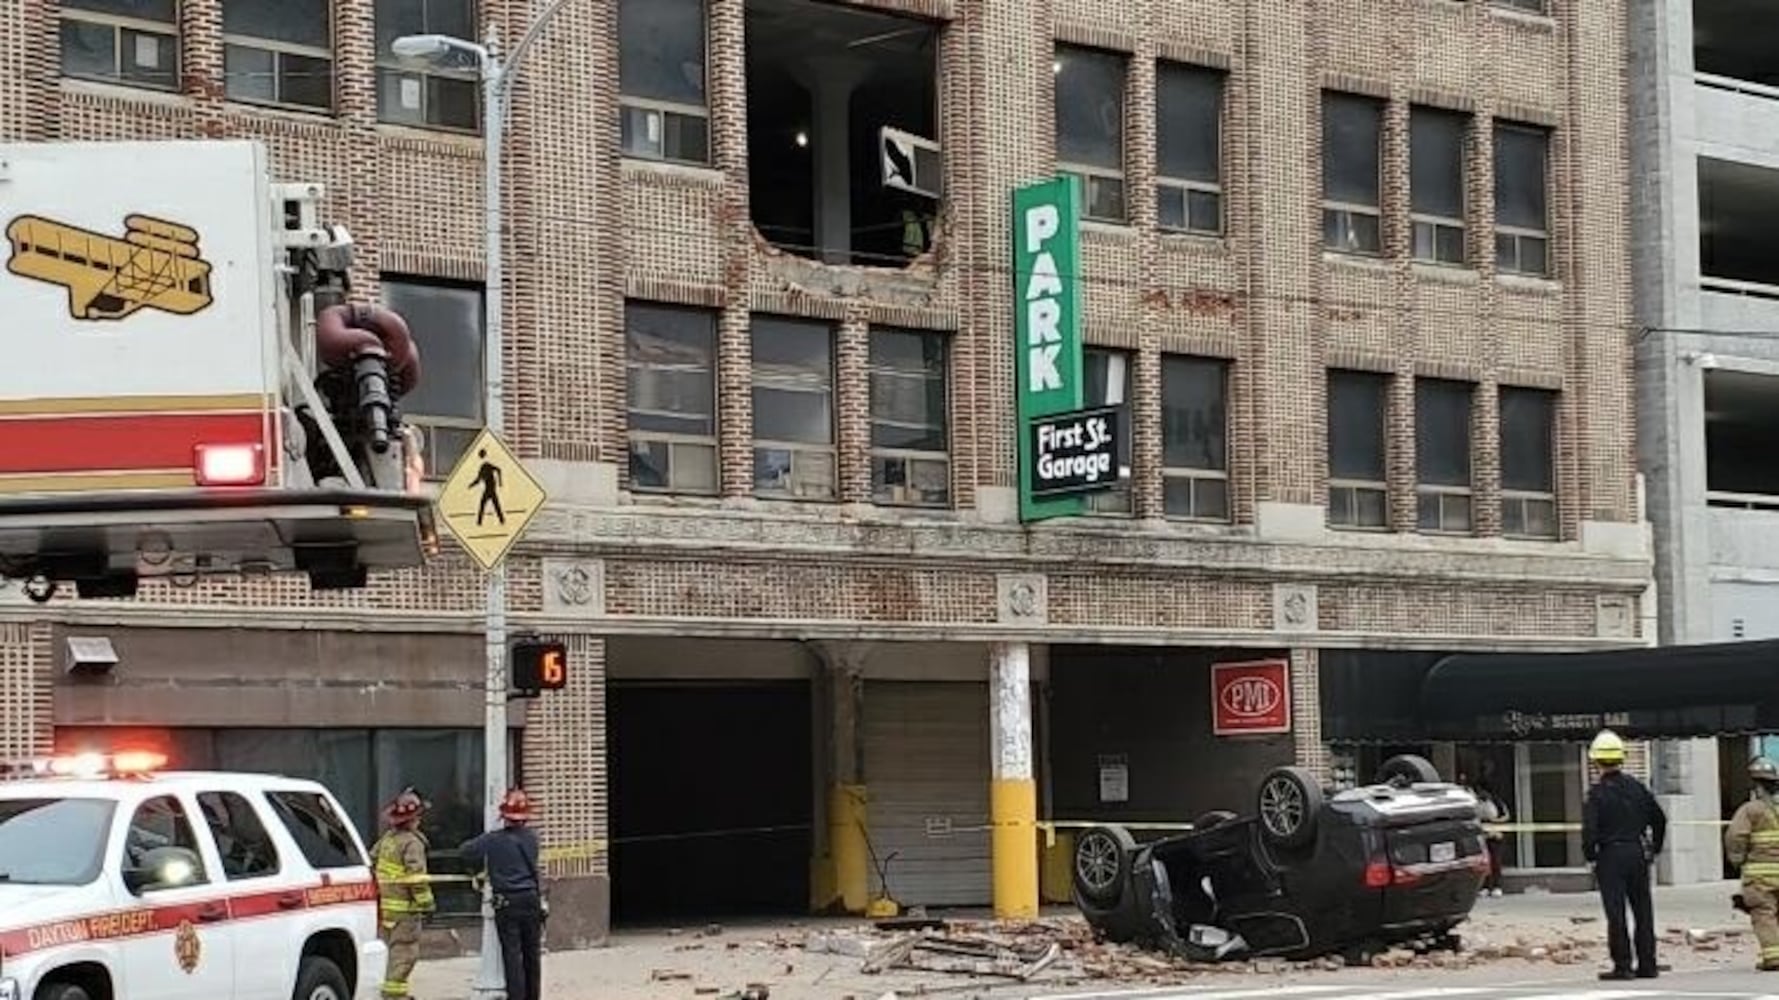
[510,638,568,697]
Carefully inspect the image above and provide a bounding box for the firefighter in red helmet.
[461,789,545,1000]
[371,787,435,999]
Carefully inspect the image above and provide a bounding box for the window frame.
[1054,44,1130,225]
[1160,354,1231,523]
[374,0,481,133]
[221,0,335,112]
[625,301,721,497]
[1409,106,1469,267]
[59,0,182,92]
[1322,91,1386,257]
[379,275,486,481]
[1499,385,1558,540]
[1493,122,1552,277]
[121,794,211,894]
[618,0,712,166]
[1155,61,1225,237]
[868,327,951,509]
[1492,0,1549,15]
[750,316,838,502]
[1326,369,1390,531]
[196,790,284,882]
[1414,378,1476,535]
[1082,347,1135,516]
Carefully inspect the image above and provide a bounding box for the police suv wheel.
[1258,766,1324,850]
[294,955,350,1000]
[1073,825,1136,907]
[38,985,93,1000]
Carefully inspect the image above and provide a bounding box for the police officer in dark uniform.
[460,789,545,1000]
[1581,729,1667,981]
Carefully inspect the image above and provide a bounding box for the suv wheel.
[39,985,95,1000]
[293,955,350,1000]
[1072,825,1136,908]
[1258,766,1324,850]
[1376,753,1441,788]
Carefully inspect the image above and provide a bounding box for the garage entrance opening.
[610,680,812,925]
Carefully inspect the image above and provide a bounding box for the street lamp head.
[390,34,457,60]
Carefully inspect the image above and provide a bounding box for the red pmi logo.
[1212,659,1292,736]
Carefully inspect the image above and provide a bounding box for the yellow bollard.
[991,779,1039,919]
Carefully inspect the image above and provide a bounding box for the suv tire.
[1072,825,1136,908]
[1258,766,1324,851]
[293,955,351,1000]
[39,984,95,1000]
[1376,754,1441,788]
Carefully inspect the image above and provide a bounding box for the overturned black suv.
[1072,755,1487,964]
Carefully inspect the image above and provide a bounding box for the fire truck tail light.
[194,443,265,486]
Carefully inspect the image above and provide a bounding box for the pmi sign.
[1212,659,1293,737]
[1013,176,1122,521]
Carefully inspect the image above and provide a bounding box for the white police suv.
[0,751,388,1000]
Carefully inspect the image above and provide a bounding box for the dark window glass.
[869,328,949,508]
[1055,45,1125,172]
[618,0,707,105]
[63,0,174,18]
[123,796,210,891]
[1329,370,1387,481]
[196,791,282,880]
[626,302,719,495]
[375,0,480,130]
[1324,92,1383,207]
[1161,356,1228,471]
[1416,379,1473,487]
[380,277,485,476]
[265,790,364,870]
[1156,63,1221,184]
[1500,387,1555,493]
[1411,107,1466,220]
[1494,124,1549,232]
[223,0,330,49]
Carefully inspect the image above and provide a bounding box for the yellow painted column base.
[830,783,870,914]
[991,778,1039,919]
[1041,830,1075,904]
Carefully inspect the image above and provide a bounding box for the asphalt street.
[1031,972,1779,1000]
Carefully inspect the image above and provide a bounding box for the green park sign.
[1013,176,1090,522]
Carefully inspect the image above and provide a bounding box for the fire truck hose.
[316,303,421,396]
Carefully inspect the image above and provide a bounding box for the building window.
[619,0,710,165]
[1156,62,1223,236]
[751,316,835,501]
[1500,387,1557,539]
[869,328,950,508]
[222,0,333,111]
[1055,45,1127,224]
[379,277,484,479]
[1493,0,1547,15]
[626,302,719,495]
[1162,355,1230,521]
[1495,123,1550,276]
[1327,370,1389,530]
[1323,92,1384,256]
[1083,348,1133,514]
[375,0,479,131]
[60,0,180,91]
[1411,107,1467,266]
[1416,378,1474,534]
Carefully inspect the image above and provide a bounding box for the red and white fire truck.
[0,140,436,600]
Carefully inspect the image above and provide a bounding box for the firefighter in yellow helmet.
[372,787,436,999]
[1727,756,1779,971]
[1581,729,1667,981]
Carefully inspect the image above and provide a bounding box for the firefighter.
[461,789,545,1000]
[1726,756,1779,971]
[372,787,436,1000]
[1581,729,1667,981]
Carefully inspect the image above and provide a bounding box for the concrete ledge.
[1581,518,1653,560]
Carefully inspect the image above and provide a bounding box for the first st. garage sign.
[1212,659,1293,736]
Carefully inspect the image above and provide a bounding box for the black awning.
[1417,639,1779,741]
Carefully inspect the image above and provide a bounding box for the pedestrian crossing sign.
[434,428,547,572]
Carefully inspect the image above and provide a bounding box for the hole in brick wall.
[745,0,941,269]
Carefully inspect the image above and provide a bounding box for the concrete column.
[809,641,870,913]
[792,58,870,265]
[989,641,1038,919]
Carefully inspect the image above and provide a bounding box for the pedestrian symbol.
[434,429,547,572]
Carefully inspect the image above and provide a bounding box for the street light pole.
[392,5,578,995]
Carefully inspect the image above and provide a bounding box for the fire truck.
[0,140,436,601]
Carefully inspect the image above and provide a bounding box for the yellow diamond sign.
[435,428,547,572]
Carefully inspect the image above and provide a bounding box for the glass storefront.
[55,726,517,922]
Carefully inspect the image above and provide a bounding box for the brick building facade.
[1,0,1650,941]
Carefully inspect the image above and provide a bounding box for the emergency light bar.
[0,750,167,781]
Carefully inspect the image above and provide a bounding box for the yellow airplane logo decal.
[4,213,214,321]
